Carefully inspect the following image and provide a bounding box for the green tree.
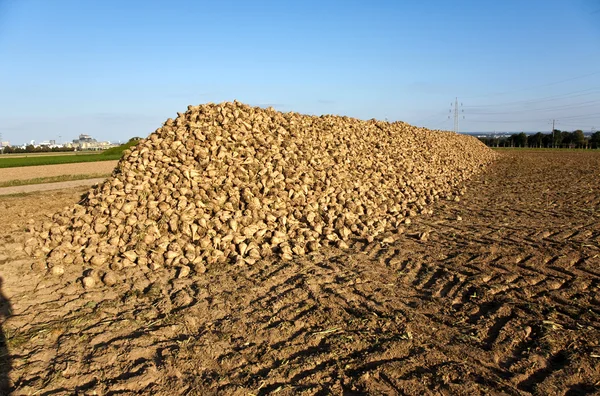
[516,132,527,147]
[572,130,586,148]
[560,131,573,148]
[590,131,600,149]
[529,132,544,148]
[542,133,553,148]
[551,129,562,147]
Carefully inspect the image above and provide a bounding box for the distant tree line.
[479,130,600,149]
[1,145,76,154]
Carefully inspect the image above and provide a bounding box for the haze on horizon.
[1,0,599,145]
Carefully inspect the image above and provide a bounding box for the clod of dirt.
[26,101,496,282]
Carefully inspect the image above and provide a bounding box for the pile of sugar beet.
[25,101,497,287]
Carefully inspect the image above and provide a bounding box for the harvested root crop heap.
[27,101,496,285]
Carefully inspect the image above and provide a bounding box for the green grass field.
[0,139,141,168]
[0,153,122,168]
[0,151,102,158]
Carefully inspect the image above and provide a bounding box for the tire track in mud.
[328,152,600,394]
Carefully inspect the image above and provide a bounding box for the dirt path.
[0,160,117,183]
[0,178,108,196]
[0,151,599,395]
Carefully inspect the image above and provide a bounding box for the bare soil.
[0,178,107,196]
[0,150,599,395]
[0,161,117,183]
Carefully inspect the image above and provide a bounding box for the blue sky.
[1,0,599,144]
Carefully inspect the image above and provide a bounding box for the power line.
[413,82,600,132]
[467,99,600,116]
[431,118,450,131]
[467,110,600,125]
[558,112,600,120]
[559,122,597,129]
[412,111,449,126]
[464,88,600,109]
[463,71,600,99]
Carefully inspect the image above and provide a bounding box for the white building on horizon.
[69,134,116,150]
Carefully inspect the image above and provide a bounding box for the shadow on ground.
[0,277,12,395]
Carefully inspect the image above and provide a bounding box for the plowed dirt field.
[1,150,599,395]
[0,161,117,183]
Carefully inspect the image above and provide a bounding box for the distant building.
[71,134,117,151]
[72,134,96,146]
